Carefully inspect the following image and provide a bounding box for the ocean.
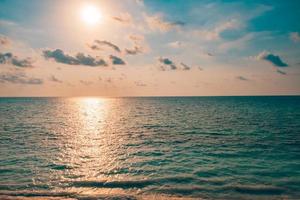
[0,96,300,200]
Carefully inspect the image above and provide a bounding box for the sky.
[0,0,299,96]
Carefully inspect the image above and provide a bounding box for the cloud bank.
[158,57,192,71]
[43,49,107,67]
[0,72,43,85]
[0,52,34,67]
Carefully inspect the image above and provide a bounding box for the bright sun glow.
[80,5,102,25]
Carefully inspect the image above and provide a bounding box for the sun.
[80,5,102,25]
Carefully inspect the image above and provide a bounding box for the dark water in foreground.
[0,96,300,200]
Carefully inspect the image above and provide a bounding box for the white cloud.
[168,41,185,48]
[194,19,241,41]
[144,13,184,32]
[112,12,133,26]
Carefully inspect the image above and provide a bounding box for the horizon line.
[0,94,300,98]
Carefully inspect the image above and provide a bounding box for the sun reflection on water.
[78,97,107,131]
[47,97,140,195]
[54,98,114,181]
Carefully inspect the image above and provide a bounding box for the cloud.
[220,32,272,53]
[194,19,241,41]
[89,44,101,51]
[173,21,185,26]
[219,32,256,51]
[256,51,288,67]
[168,41,185,48]
[49,75,63,83]
[276,69,287,75]
[236,76,248,81]
[0,35,10,46]
[135,0,144,6]
[126,34,148,55]
[0,72,43,85]
[43,49,107,67]
[112,13,133,25]
[106,78,112,83]
[109,55,126,65]
[202,51,214,57]
[76,53,107,66]
[180,62,191,70]
[145,14,185,32]
[125,46,143,55]
[158,57,177,70]
[290,32,300,43]
[11,57,34,68]
[215,19,241,33]
[0,53,12,63]
[43,49,78,65]
[128,34,144,42]
[158,57,192,71]
[80,80,93,85]
[92,40,121,53]
[0,52,34,67]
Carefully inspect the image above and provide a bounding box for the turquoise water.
[0,96,300,199]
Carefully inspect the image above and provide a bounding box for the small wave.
[0,168,15,174]
[0,191,76,198]
[153,186,206,195]
[0,183,51,191]
[142,124,175,129]
[193,170,219,178]
[229,185,285,195]
[182,130,200,135]
[70,176,197,189]
[0,191,198,200]
[150,184,287,197]
[46,163,73,170]
[70,179,153,189]
[0,192,138,200]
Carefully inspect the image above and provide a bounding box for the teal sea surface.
[0,96,300,199]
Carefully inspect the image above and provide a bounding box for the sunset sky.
[0,0,299,96]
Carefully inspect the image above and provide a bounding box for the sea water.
[0,96,300,199]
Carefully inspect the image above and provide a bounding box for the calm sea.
[0,96,300,200]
